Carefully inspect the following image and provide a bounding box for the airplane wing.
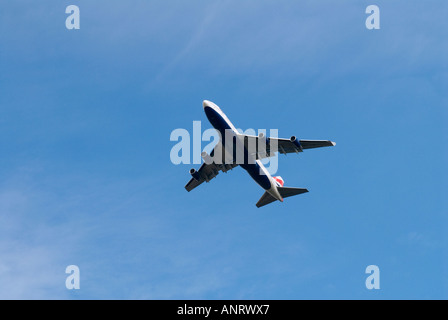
[242,134,335,160]
[185,145,238,192]
[185,162,238,192]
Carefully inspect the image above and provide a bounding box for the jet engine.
[189,168,200,181]
[201,151,214,164]
[290,136,303,152]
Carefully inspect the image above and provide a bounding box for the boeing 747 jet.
[185,100,335,207]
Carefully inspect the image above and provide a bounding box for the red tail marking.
[273,176,284,187]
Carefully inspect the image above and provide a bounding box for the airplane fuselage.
[203,100,284,202]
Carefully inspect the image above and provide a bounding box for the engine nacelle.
[201,151,214,164]
[290,136,303,152]
[190,168,201,181]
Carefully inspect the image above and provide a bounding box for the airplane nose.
[203,100,211,109]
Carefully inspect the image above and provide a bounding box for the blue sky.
[0,0,447,299]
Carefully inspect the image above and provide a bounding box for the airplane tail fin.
[256,186,308,208]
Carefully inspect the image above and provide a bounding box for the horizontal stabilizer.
[278,186,309,198]
[256,186,308,208]
[256,191,277,208]
[299,140,336,149]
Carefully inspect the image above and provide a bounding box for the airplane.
[185,100,335,207]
